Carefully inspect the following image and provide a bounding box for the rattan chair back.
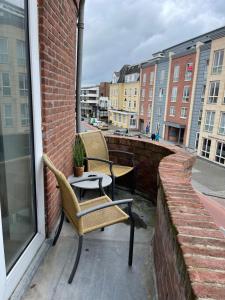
[43,154,83,234]
[79,130,109,171]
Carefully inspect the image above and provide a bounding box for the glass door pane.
[0,0,36,273]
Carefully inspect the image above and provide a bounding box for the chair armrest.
[76,198,133,218]
[85,157,114,176]
[70,176,105,195]
[85,157,113,166]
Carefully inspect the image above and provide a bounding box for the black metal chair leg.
[111,175,115,201]
[128,203,135,266]
[52,211,64,246]
[68,235,83,284]
[131,167,136,194]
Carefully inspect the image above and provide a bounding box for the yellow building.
[108,64,140,129]
[198,37,225,166]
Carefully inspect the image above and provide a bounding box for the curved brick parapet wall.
[105,135,225,300]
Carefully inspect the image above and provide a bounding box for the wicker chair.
[43,154,135,284]
[79,130,136,200]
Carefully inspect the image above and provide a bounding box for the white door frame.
[0,1,45,299]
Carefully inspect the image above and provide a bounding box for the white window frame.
[185,62,193,81]
[195,132,200,150]
[212,49,224,74]
[149,71,154,85]
[141,88,145,98]
[1,72,11,96]
[218,112,225,135]
[215,142,225,165]
[171,86,177,102]
[201,138,211,158]
[20,103,29,127]
[19,73,28,96]
[3,103,13,127]
[169,106,175,116]
[149,87,153,100]
[16,39,26,65]
[201,85,206,103]
[198,109,203,126]
[140,104,144,115]
[0,2,45,300]
[204,111,215,132]
[173,65,179,82]
[180,107,187,119]
[208,81,219,104]
[182,86,190,102]
[0,37,8,63]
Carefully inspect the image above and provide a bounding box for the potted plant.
[73,136,85,177]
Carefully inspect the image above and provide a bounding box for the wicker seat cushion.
[80,195,129,234]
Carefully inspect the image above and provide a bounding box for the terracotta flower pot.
[73,166,84,177]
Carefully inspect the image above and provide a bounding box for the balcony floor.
[22,189,157,300]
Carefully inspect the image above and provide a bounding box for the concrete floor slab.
[21,190,157,300]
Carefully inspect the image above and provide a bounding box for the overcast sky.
[82,0,225,86]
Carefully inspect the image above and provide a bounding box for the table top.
[68,171,112,190]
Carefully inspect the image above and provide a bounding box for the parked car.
[113,129,128,136]
[98,122,109,130]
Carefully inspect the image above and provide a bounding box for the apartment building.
[139,60,156,132]
[98,82,110,120]
[198,37,225,166]
[80,85,99,118]
[109,64,140,129]
[164,51,196,144]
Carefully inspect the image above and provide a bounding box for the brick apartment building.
[0,0,81,298]
[139,60,156,132]
[164,51,196,144]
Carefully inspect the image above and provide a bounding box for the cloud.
[82,0,225,85]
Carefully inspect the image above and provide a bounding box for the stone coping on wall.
[105,134,225,299]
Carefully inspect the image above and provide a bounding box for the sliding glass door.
[0,1,44,299]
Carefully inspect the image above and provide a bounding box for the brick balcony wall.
[105,135,225,299]
[38,0,79,233]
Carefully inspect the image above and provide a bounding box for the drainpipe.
[76,0,85,133]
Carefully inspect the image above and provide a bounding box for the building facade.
[198,37,225,166]
[109,64,140,129]
[139,61,156,133]
[80,85,99,118]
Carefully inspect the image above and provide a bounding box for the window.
[149,87,153,99]
[141,88,145,98]
[3,103,13,127]
[158,107,161,116]
[182,86,190,102]
[128,100,131,108]
[130,117,136,126]
[118,114,121,122]
[204,111,215,132]
[180,107,187,118]
[201,138,211,158]
[195,132,199,150]
[208,81,219,104]
[185,62,193,81]
[201,85,206,103]
[171,86,177,102]
[134,88,137,96]
[21,103,29,127]
[150,72,154,85]
[134,101,136,108]
[212,49,224,74]
[0,38,8,63]
[218,112,225,135]
[124,89,127,95]
[19,73,28,96]
[169,106,175,116]
[2,72,11,96]
[215,142,225,165]
[142,73,146,84]
[159,88,164,99]
[140,104,144,115]
[16,40,26,65]
[173,65,179,82]
[148,104,151,115]
[198,109,203,126]
[160,70,165,83]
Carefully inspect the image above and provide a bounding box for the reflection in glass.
[0,0,36,273]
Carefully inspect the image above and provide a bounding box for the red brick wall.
[38,0,79,233]
[139,64,156,130]
[165,53,196,144]
[105,135,225,299]
[99,82,110,97]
